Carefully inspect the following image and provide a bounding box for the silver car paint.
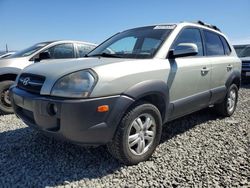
[17,22,241,103]
[0,40,96,75]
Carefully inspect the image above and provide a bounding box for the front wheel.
[107,102,162,165]
[0,80,15,115]
[215,84,238,117]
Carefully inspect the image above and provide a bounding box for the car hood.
[0,57,31,69]
[240,57,250,61]
[22,57,130,77]
[20,57,133,94]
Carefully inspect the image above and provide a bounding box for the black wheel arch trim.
[122,80,170,122]
[225,70,241,89]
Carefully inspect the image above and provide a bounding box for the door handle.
[227,64,233,71]
[201,67,209,75]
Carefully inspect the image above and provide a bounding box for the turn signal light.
[97,105,109,112]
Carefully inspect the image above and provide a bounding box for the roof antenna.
[5,44,8,53]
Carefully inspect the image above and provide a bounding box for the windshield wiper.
[87,53,121,58]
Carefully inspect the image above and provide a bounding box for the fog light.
[48,103,58,116]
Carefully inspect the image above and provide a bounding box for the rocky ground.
[0,84,249,188]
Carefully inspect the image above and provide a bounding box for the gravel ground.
[0,84,249,188]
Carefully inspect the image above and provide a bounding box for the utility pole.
[6,44,8,52]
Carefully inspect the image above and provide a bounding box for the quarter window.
[204,31,224,56]
[172,28,204,56]
[220,36,231,55]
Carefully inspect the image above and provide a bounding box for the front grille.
[242,61,250,70]
[17,73,45,94]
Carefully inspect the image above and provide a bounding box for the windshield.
[10,42,51,58]
[239,46,250,57]
[88,25,174,59]
[234,45,250,57]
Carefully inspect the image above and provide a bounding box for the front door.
[167,27,211,119]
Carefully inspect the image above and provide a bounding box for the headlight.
[51,70,96,98]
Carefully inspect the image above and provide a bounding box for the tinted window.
[220,36,231,55]
[77,44,95,57]
[204,31,224,56]
[172,28,203,56]
[45,43,74,59]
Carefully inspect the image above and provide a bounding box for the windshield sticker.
[154,25,176,30]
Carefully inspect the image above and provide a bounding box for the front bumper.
[10,87,134,145]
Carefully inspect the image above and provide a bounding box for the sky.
[0,0,250,51]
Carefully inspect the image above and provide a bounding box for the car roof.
[233,44,250,47]
[122,21,224,36]
[41,40,97,46]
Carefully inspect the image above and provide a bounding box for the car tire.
[0,80,14,115]
[215,84,238,117]
[107,102,162,165]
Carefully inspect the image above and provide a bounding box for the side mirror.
[169,43,198,58]
[35,52,51,62]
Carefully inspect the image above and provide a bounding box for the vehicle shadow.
[0,108,223,187]
[0,127,123,187]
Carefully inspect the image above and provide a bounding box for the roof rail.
[196,20,221,32]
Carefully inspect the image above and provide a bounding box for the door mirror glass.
[170,43,198,58]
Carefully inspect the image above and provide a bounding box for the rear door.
[168,27,211,119]
[203,30,232,103]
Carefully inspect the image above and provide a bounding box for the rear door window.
[204,31,224,56]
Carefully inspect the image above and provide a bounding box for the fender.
[123,80,170,122]
[0,67,22,81]
[225,70,241,89]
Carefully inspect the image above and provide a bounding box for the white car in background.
[0,40,96,114]
[0,51,16,59]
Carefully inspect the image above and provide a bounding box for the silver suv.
[10,21,241,165]
[0,40,96,114]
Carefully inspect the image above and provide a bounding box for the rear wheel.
[215,84,238,117]
[0,80,14,115]
[107,102,162,165]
